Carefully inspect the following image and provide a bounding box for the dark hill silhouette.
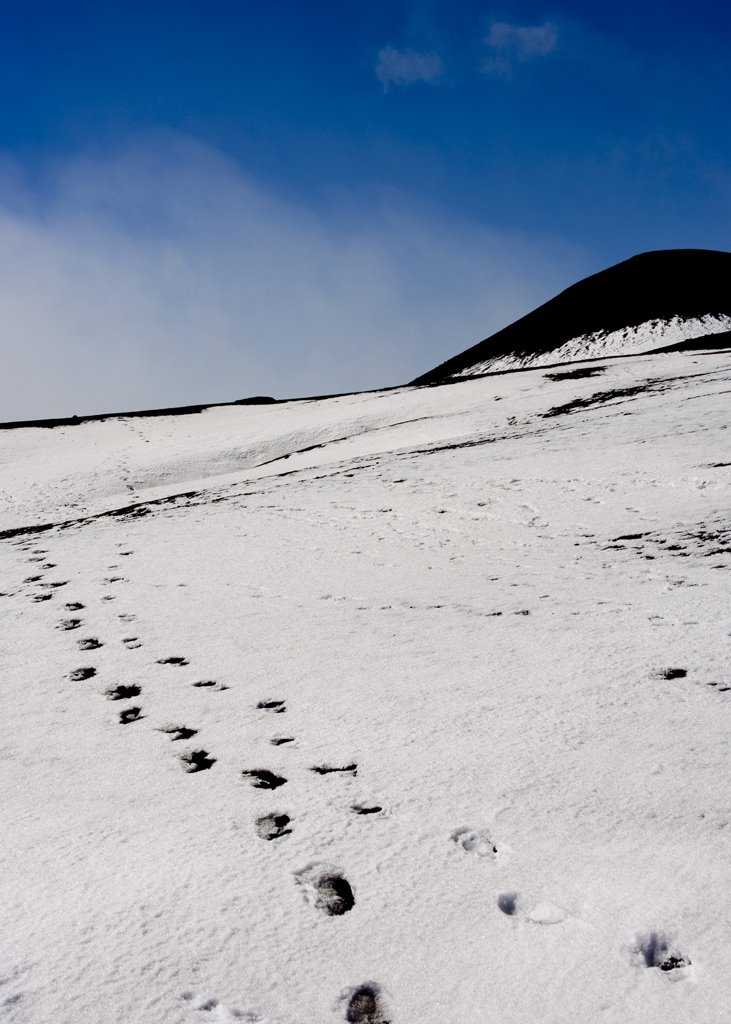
[410,249,731,385]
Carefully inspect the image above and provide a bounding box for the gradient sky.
[1,0,729,418]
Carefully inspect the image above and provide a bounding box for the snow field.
[0,350,729,1022]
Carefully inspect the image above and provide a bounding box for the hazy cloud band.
[0,134,584,420]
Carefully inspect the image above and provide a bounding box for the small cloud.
[375,46,444,90]
[482,20,558,77]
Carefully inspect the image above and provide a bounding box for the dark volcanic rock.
[411,249,731,384]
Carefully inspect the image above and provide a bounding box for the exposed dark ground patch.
[544,366,606,381]
[0,394,277,431]
[0,488,201,539]
[543,382,663,418]
[590,517,731,567]
[241,769,287,790]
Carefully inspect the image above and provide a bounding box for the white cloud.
[483,20,558,77]
[0,134,585,421]
[375,46,444,90]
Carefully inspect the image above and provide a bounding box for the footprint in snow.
[180,992,261,1020]
[270,736,296,747]
[32,593,53,602]
[633,932,691,974]
[69,667,96,681]
[65,601,84,611]
[118,613,136,622]
[255,813,292,841]
[242,769,287,790]
[351,803,383,816]
[78,637,103,651]
[341,982,391,1023]
[107,684,141,700]
[159,725,198,741]
[496,891,570,924]
[660,668,687,680]
[119,706,144,725]
[525,901,571,925]
[58,618,82,631]
[193,679,228,690]
[497,891,519,916]
[312,763,358,776]
[158,656,189,666]
[295,862,355,916]
[122,637,142,649]
[24,575,43,583]
[451,826,497,858]
[182,750,216,773]
[256,699,286,713]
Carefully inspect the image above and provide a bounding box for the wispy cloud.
[0,134,584,421]
[482,20,558,77]
[375,46,444,90]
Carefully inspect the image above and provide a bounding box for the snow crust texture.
[1,350,730,1023]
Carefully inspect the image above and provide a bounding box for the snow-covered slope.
[453,313,731,375]
[1,349,730,1024]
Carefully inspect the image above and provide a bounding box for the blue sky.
[1,1,729,417]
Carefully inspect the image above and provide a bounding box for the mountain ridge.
[411,248,731,384]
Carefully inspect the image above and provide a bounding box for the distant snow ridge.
[454,314,731,376]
